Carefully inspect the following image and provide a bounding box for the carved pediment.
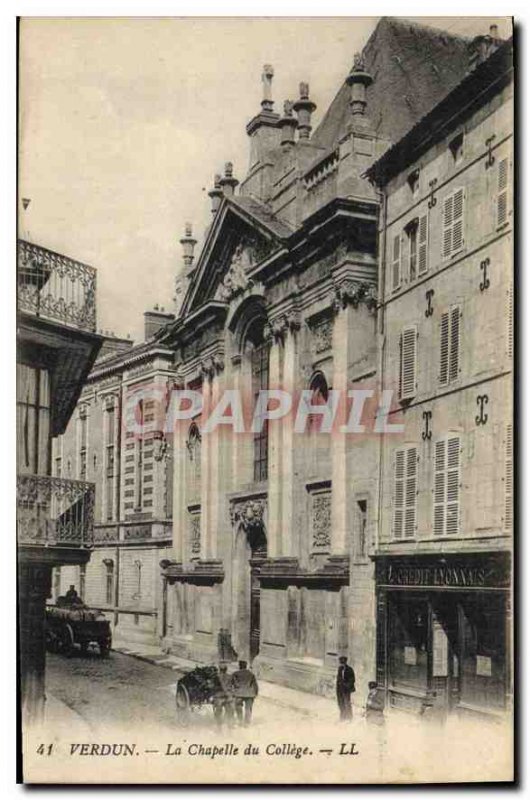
[215,237,273,303]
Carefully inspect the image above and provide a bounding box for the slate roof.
[231,195,294,240]
[311,17,473,151]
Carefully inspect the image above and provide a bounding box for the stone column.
[331,299,354,554]
[266,329,283,557]
[200,362,213,560]
[172,391,188,564]
[281,314,300,556]
[207,355,225,560]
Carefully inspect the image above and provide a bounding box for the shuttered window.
[391,233,402,291]
[393,446,417,539]
[433,436,460,536]
[400,326,417,401]
[442,187,465,258]
[440,306,460,386]
[497,157,509,228]
[504,424,513,531]
[418,214,428,275]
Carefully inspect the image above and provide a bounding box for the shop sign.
[377,556,509,589]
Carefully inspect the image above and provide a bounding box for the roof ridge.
[381,16,473,44]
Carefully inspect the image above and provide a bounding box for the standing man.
[336,656,355,721]
[213,664,234,729]
[230,660,258,726]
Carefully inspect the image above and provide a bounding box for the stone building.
[17,238,102,722]
[366,33,513,717]
[153,17,514,709]
[52,310,176,647]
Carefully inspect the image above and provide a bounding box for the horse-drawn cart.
[45,603,112,657]
[175,665,226,723]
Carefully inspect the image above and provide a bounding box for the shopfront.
[375,552,511,718]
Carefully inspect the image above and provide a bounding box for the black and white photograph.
[14,12,514,784]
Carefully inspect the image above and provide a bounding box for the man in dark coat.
[336,656,355,721]
[230,660,258,725]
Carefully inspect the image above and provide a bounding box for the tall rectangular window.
[433,436,461,536]
[392,446,417,539]
[106,404,115,521]
[497,156,510,228]
[439,306,460,386]
[391,233,402,291]
[400,325,417,401]
[135,400,144,509]
[442,187,465,258]
[252,340,269,482]
[16,364,51,475]
[104,560,114,605]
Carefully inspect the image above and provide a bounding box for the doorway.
[232,522,267,663]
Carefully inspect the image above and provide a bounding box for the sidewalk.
[112,640,346,722]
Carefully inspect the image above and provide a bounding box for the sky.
[18,16,512,343]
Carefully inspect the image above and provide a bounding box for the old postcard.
[17,15,514,784]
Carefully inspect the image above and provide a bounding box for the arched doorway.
[231,499,267,662]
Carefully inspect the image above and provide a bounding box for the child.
[365,681,384,725]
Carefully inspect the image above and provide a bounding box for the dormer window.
[407,169,420,197]
[449,131,464,164]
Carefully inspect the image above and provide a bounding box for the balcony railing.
[17,474,95,548]
[17,239,97,332]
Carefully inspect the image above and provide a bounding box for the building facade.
[52,310,176,646]
[151,18,513,713]
[367,35,513,717]
[17,238,102,722]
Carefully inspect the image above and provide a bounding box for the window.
[16,364,51,475]
[404,215,428,281]
[133,560,142,600]
[391,233,402,291]
[356,499,367,558]
[449,131,464,164]
[433,436,460,536]
[79,408,88,480]
[442,187,465,258]
[440,306,460,386]
[497,156,510,228]
[392,446,417,539]
[248,320,269,483]
[135,399,144,509]
[504,424,513,532]
[307,372,330,472]
[106,404,116,521]
[407,168,420,197]
[103,559,114,605]
[399,326,417,401]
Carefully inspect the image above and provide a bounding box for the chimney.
[278,100,298,148]
[467,23,503,72]
[208,174,223,216]
[246,64,281,169]
[180,222,197,274]
[293,82,316,140]
[144,307,175,340]
[346,53,373,119]
[219,162,239,198]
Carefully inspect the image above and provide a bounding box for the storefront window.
[459,594,506,710]
[388,593,429,690]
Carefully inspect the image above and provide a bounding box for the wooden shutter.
[442,188,464,257]
[418,213,428,274]
[433,436,460,536]
[445,436,460,535]
[452,188,464,252]
[497,157,509,227]
[400,326,417,400]
[507,284,513,359]
[504,423,513,531]
[404,447,418,538]
[440,311,449,385]
[393,449,405,539]
[391,234,401,290]
[449,306,460,382]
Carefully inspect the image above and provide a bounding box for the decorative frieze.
[230,496,267,531]
[308,315,333,354]
[332,280,377,314]
[189,508,201,557]
[311,490,332,552]
[123,524,152,541]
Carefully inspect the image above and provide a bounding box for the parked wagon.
[45,602,112,657]
[175,665,224,723]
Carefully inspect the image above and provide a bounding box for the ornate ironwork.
[425,289,434,318]
[480,258,490,292]
[422,410,432,441]
[17,474,94,547]
[428,178,438,209]
[485,135,496,169]
[475,394,489,426]
[17,239,97,332]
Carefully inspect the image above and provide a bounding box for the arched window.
[186,422,201,499]
[246,318,269,482]
[103,559,114,606]
[308,372,330,474]
[307,372,329,434]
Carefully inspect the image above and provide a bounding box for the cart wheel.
[175,684,190,725]
[99,640,111,658]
